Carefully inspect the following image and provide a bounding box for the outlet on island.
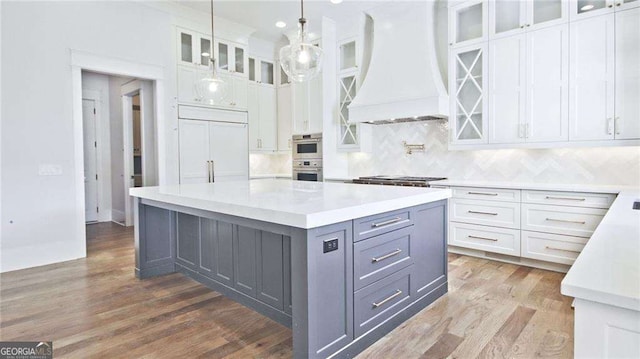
[323,238,339,253]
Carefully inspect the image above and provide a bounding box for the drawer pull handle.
[372,249,402,263]
[468,191,499,196]
[468,210,498,216]
[372,289,403,308]
[545,218,586,225]
[545,196,586,201]
[371,217,403,228]
[545,246,581,254]
[468,235,498,242]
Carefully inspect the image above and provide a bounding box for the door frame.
[71,50,165,254]
[80,93,103,222]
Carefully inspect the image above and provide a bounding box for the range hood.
[348,2,448,124]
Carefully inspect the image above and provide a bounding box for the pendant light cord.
[299,0,306,42]
[210,0,215,75]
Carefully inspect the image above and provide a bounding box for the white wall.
[0,1,183,272]
[348,122,640,185]
[81,71,113,222]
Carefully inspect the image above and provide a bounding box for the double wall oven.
[292,133,323,181]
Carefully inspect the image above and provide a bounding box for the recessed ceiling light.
[275,21,287,28]
[580,4,595,11]
[330,0,343,4]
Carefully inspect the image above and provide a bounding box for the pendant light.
[279,0,324,82]
[195,0,228,105]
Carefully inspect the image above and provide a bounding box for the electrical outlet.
[323,238,339,253]
[38,164,63,176]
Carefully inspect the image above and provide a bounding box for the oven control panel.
[293,160,322,168]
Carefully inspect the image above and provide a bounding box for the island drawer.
[354,226,414,290]
[448,222,521,256]
[521,204,606,237]
[354,266,413,338]
[521,230,588,265]
[450,198,520,229]
[521,190,616,209]
[451,187,521,202]
[354,209,412,242]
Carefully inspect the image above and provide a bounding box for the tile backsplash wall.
[348,121,640,186]
[250,153,292,176]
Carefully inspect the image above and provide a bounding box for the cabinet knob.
[608,4,614,7]
[520,25,525,28]
[616,2,621,5]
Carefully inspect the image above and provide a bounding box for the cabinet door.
[176,213,200,271]
[570,0,615,21]
[178,29,196,66]
[256,232,284,310]
[200,219,235,285]
[260,60,275,85]
[259,85,278,151]
[617,0,640,11]
[233,44,247,75]
[615,7,640,139]
[179,119,210,184]
[277,85,293,151]
[490,0,527,39]
[449,0,488,47]
[216,40,230,72]
[208,121,249,182]
[308,76,324,134]
[283,236,292,314]
[412,202,447,298]
[569,14,615,141]
[450,44,488,144]
[234,226,258,297]
[525,24,569,142]
[292,81,311,134]
[527,0,569,31]
[232,77,248,110]
[489,34,526,143]
[198,35,212,69]
[247,83,261,151]
[177,66,199,105]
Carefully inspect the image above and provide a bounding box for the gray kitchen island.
[130,179,451,358]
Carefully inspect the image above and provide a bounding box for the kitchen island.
[130,179,451,358]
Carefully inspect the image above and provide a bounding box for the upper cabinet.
[614,7,640,139]
[178,29,212,70]
[337,37,360,150]
[570,0,639,20]
[248,57,275,86]
[489,0,569,39]
[215,40,248,77]
[450,0,488,47]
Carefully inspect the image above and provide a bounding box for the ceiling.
[175,0,390,42]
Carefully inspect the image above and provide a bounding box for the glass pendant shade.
[279,40,323,82]
[195,67,228,105]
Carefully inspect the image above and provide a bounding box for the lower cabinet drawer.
[521,204,606,237]
[354,209,412,242]
[450,198,520,229]
[448,222,521,256]
[521,230,588,265]
[354,226,414,290]
[354,266,412,338]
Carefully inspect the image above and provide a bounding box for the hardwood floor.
[0,222,574,358]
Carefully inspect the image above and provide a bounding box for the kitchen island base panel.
[134,198,448,359]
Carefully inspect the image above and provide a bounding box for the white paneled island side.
[130,180,451,358]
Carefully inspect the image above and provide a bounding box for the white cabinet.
[179,116,249,184]
[450,43,488,144]
[489,0,568,39]
[248,83,277,152]
[569,8,640,141]
[178,66,247,111]
[337,38,361,150]
[248,57,275,86]
[215,40,248,77]
[292,77,323,135]
[177,28,212,70]
[569,14,615,140]
[277,84,293,152]
[449,0,488,47]
[570,0,640,20]
[525,24,569,142]
[615,7,640,139]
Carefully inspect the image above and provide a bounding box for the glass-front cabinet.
[449,0,488,47]
[337,38,360,150]
[570,0,639,20]
[489,0,568,39]
[214,40,247,76]
[178,28,212,70]
[247,57,275,86]
[450,44,488,144]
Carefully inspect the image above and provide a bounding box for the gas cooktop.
[351,176,447,187]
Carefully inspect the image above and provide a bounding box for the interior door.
[179,119,210,184]
[208,121,249,182]
[82,99,99,222]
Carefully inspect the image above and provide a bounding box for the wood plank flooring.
[0,222,574,358]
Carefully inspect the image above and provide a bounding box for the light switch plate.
[38,164,63,176]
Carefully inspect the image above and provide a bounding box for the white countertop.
[130,179,451,229]
[249,173,292,179]
[437,179,636,194]
[561,189,640,311]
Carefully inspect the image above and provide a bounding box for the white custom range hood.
[349,2,448,124]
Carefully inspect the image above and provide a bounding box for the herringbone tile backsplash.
[348,121,640,186]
